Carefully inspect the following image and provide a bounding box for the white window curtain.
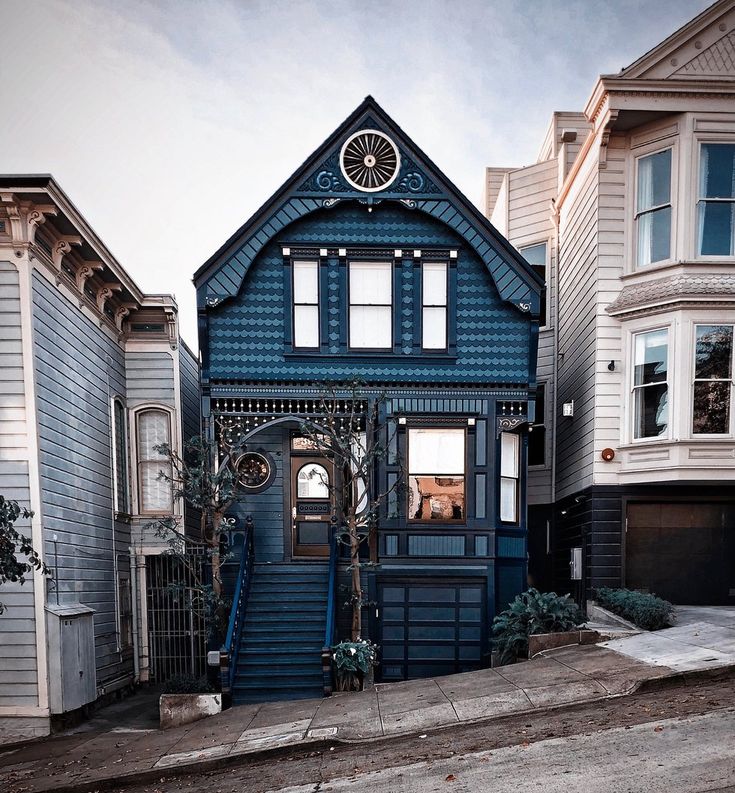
[349,261,392,348]
[422,262,448,349]
[293,260,319,348]
[636,150,671,267]
[499,432,519,523]
[137,410,173,513]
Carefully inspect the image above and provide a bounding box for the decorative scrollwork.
[397,172,425,192]
[399,199,417,210]
[315,170,343,191]
[519,301,531,312]
[323,198,341,209]
[496,416,527,435]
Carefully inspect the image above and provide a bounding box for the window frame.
[690,322,735,438]
[420,260,448,351]
[111,397,130,515]
[133,406,175,515]
[528,383,547,468]
[519,241,549,329]
[499,432,520,524]
[347,259,393,351]
[694,140,735,260]
[633,146,674,269]
[291,259,321,350]
[406,425,467,525]
[630,326,671,444]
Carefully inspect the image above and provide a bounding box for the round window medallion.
[236,452,272,489]
[339,129,401,192]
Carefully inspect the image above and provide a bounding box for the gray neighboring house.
[0,176,200,741]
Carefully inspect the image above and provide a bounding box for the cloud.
[0,0,711,346]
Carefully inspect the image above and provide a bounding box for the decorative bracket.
[75,260,104,293]
[598,109,620,170]
[26,205,57,245]
[52,236,83,280]
[115,302,137,332]
[95,282,122,313]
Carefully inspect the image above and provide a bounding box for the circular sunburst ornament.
[339,129,401,192]
[236,452,271,489]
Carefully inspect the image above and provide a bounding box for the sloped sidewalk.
[0,641,693,793]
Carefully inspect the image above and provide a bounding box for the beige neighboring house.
[486,0,735,606]
[0,177,200,741]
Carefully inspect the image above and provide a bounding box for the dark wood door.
[290,456,334,558]
[626,502,735,604]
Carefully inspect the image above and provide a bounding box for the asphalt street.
[268,708,735,792]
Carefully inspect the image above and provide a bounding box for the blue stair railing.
[321,520,339,696]
[220,515,254,704]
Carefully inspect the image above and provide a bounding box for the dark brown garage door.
[626,502,735,605]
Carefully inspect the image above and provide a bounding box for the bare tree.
[298,382,402,640]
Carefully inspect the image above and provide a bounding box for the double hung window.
[520,243,547,328]
[293,260,320,349]
[136,409,173,513]
[112,399,129,513]
[528,384,546,467]
[499,433,520,523]
[697,143,735,256]
[349,261,392,349]
[635,149,672,267]
[632,329,669,440]
[693,324,734,435]
[421,262,448,349]
[407,428,465,522]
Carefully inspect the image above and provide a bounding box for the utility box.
[46,604,96,714]
[570,547,583,581]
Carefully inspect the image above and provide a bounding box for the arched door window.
[136,409,173,513]
[297,463,330,498]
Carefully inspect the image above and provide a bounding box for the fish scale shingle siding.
[208,203,529,383]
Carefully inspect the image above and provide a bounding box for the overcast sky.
[0,0,712,347]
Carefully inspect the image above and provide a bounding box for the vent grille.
[340,129,400,192]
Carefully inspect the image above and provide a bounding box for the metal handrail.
[220,515,254,701]
[321,524,339,696]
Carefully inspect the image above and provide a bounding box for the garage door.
[378,580,485,682]
[626,503,735,605]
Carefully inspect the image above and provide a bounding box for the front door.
[291,456,334,558]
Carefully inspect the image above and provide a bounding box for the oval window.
[297,463,330,498]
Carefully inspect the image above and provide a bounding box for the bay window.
[408,428,465,522]
[635,149,672,267]
[499,432,519,523]
[292,260,319,349]
[136,409,173,513]
[349,261,392,349]
[697,143,735,256]
[422,262,447,350]
[693,324,734,435]
[632,329,669,440]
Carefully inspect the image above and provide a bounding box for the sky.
[0,0,713,347]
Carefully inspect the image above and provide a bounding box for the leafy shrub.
[161,674,214,694]
[332,639,378,691]
[595,587,673,631]
[492,588,583,665]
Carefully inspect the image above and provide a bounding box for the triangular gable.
[194,97,542,317]
[613,0,735,80]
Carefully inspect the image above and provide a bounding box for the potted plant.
[331,639,378,691]
[159,674,221,729]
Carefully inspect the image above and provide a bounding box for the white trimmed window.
[693,324,734,435]
[635,149,672,267]
[632,329,669,440]
[519,243,547,328]
[408,427,465,522]
[697,143,735,256]
[422,262,447,349]
[349,261,392,349]
[136,409,173,513]
[293,260,319,348]
[499,432,519,523]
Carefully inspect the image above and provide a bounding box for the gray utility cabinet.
[46,603,96,714]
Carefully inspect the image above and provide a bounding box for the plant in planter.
[595,587,674,631]
[492,588,583,665]
[332,639,378,691]
[159,674,220,729]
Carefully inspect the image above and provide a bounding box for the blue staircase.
[231,562,329,704]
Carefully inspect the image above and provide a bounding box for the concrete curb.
[32,663,735,793]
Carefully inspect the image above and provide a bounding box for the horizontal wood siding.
[229,428,285,562]
[0,260,38,707]
[32,271,132,686]
[179,342,201,538]
[126,352,175,407]
[555,147,599,500]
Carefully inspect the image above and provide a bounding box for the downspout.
[129,546,140,682]
[106,355,122,656]
[550,198,561,519]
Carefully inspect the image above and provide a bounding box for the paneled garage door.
[378,580,486,682]
[626,502,735,605]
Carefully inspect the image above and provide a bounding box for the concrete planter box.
[527,629,601,658]
[159,693,221,730]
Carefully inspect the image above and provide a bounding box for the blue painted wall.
[206,202,529,385]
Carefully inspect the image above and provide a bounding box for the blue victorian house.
[194,98,542,703]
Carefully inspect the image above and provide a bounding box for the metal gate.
[145,553,208,682]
